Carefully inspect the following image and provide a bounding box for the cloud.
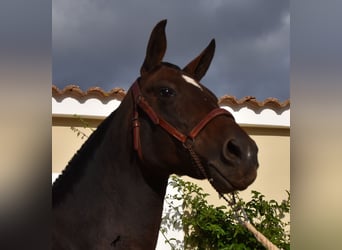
[53,0,289,101]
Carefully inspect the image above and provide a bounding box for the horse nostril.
[225,139,242,159]
[223,138,259,169]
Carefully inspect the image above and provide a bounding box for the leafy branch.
[70,114,95,139]
[161,176,290,250]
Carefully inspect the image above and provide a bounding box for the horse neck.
[53,92,169,249]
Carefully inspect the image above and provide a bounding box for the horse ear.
[140,20,167,76]
[183,39,215,81]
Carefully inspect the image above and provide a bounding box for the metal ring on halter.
[182,137,195,149]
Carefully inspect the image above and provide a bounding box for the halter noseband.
[131,79,234,165]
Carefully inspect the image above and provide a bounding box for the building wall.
[52,89,290,250]
[52,100,290,249]
[52,116,290,204]
[52,117,101,173]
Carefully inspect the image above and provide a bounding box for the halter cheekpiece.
[131,79,234,163]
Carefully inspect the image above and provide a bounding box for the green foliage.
[70,114,94,139]
[161,176,290,250]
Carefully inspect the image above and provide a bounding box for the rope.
[241,221,280,250]
[227,193,281,250]
[186,144,281,250]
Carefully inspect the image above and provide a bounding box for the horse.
[52,19,259,250]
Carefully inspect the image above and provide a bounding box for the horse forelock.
[161,62,181,70]
[148,62,207,91]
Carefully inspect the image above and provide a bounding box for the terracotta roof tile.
[218,95,290,113]
[52,85,290,111]
[52,85,126,104]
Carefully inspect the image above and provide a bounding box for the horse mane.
[52,110,117,207]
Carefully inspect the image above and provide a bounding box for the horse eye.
[159,87,176,97]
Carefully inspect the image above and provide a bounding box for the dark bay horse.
[52,20,258,249]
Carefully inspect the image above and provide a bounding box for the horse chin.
[207,163,255,194]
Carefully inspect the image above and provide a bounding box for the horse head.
[52,20,261,250]
[131,20,258,194]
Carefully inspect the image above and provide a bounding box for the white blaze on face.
[182,74,203,91]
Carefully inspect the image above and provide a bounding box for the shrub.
[161,176,290,250]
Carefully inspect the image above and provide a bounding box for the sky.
[52,0,289,101]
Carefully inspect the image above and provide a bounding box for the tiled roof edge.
[218,95,290,113]
[52,85,126,104]
[52,85,290,110]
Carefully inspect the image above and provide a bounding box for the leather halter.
[131,81,270,248]
[131,79,234,161]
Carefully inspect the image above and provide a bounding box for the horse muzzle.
[206,136,259,193]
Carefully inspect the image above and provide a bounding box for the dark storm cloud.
[53,0,289,101]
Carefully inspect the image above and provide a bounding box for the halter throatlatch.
[131,79,233,163]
